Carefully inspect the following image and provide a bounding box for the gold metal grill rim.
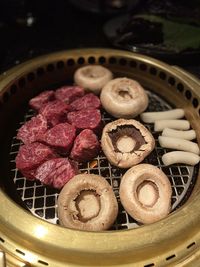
[0,48,200,267]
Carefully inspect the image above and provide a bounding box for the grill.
[9,91,197,229]
[0,48,200,266]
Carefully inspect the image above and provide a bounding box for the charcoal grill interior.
[0,48,200,267]
[9,90,197,229]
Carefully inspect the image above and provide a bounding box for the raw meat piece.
[67,109,102,133]
[41,122,76,154]
[70,93,101,111]
[35,158,79,189]
[39,100,70,127]
[17,114,48,144]
[70,129,100,162]
[16,142,57,180]
[55,86,85,104]
[29,90,55,111]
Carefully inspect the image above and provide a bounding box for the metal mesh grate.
[9,90,197,230]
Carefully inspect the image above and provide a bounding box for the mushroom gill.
[119,164,172,224]
[101,119,155,168]
[57,174,118,231]
[100,77,148,118]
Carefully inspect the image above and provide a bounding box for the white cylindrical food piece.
[162,151,200,166]
[140,109,185,123]
[162,128,196,140]
[158,136,200,155]
[154,120,190,132]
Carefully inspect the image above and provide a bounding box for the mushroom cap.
[119,164,172,224]
[74,65,113,94]
[100,77,148,118]
[57,174,118,231]
[101,119,155,168]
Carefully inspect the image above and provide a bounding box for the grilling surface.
[9,89,197,230]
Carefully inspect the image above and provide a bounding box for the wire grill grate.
[9,90,197,229]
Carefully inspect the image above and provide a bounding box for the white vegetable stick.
[140,109,185,123]
[154,119,190,131]
[158,136,200,155]
[162,128,196,140]
[162,151,200,166]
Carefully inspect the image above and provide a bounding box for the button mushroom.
[101,119,155,168]
[74,65,113,94]
[119,164,172,224]
[100,77,148,118]
[57,174,118,231]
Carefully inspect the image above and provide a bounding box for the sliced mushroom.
[74,65,113,94]
[101,119,155,168]
[57,174,118,231]
[100,77,148,118]
[119,164,172,224]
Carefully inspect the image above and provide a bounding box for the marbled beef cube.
[55,85,85,104]
[35,158,79,189]
[70,93,101,111]
[39,100,70,127]
[16,142,57,180]
[70,129,100,162]
[67,108,102,133]
[41,122,76,154]
[17,114,48,145]
[29,90,55,111]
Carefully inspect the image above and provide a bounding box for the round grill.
[0,48,200,267]
[9,90,197,229]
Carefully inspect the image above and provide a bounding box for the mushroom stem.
[75,190,100,222]
[137,181,159,207]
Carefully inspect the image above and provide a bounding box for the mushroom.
[101,119,155,168]
[57,174,118,231]
[74,65,113,94]
[119,164,172,224]
[100,77,148,118]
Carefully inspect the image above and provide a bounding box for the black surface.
[0,0,200,77]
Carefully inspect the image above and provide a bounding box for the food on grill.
[100,77,148,118]
[70,129,100,162]
[17,114,48,144]
[39,100,70,127]
[35,158,79,189]
[70,93,101,111]
[101,119,155,168]
[162,151,200,166]
[162,128,196,140]
[119,164,172,224]
[140,108,185,123]
[67,108,102,133]
[40,122,76,155]
[57,174,118,231]
[29,90,55,111]
[154,119,190,131]
[16,142,57,180]
[55,86,85,104]
[158,136,200,155]
[74,65,113,94]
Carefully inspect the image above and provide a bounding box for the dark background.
[0,0,200,77]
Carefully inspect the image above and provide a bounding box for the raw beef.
[55,86,85,104]
[70,93,101,111]
[67,108,102,133]
[29,90,55,111]
[17,114,48,144]
[39,100,70,127]
[35,158,79,189]
[16,142,57,180]
[41,122,76,154]
[70,129,100,162]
